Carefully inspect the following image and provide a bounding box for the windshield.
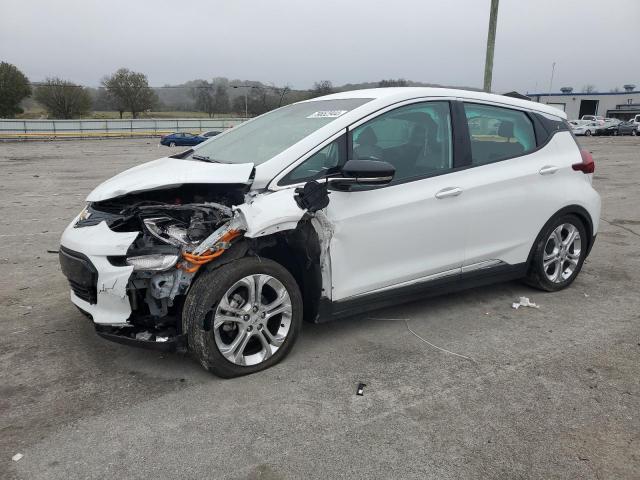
[189,98,371,165]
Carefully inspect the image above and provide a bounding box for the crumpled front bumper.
[59,218,138,326]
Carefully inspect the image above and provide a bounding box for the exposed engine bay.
[74,182,331,346]
[79,184,248,343]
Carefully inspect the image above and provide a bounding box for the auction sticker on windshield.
[307,110,348,119]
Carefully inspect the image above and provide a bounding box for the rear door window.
[463,103,536,165]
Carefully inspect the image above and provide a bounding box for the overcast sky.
[2,0,638,94]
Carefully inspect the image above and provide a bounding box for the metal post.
[548,62,556,95]
[483,0,500,92]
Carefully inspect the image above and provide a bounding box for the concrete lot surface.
[1,137,639,479]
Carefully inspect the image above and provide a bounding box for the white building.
[528,86,640,121]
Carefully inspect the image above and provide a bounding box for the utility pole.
[232,85,256,118]
[483,0,500,92]
[232,84,280,118]
[548,62,556,94]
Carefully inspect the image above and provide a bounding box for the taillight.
[573,149,595,174]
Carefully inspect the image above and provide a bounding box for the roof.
[529,91,640,97]
[307,87,567,119]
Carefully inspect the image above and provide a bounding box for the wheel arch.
[525,204,595,269]
[195,219,324,324]
[244,220,324,323]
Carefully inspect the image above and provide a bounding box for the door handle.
[539,165,559,175]
[435,187,463,199]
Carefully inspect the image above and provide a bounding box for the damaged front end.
[60,180,333,350]
[62,184,251,349]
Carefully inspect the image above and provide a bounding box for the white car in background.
[581,115,605,125]
[570,120,599,136]
[59,88,601,377]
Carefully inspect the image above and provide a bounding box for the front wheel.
[585,130,592,136]
[183,257,303,378]
[169,141,176,147]
[525,215,588,292]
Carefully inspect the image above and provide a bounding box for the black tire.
[524,214,588,292]
[585,130,592,136]
[183,257,303,378]
[169,141,176,147]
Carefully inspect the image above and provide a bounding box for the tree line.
[0,61,425,119]
[0,62,161,119]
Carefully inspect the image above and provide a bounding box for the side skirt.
[315,263,528,323]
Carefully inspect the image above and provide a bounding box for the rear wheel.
[585,130,592,136]
[525,215,588,292]
[183,257,303,378]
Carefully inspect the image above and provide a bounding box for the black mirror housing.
[343,159,395,178]
[328,159,395,189]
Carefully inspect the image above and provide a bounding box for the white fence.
[0,118,249,138]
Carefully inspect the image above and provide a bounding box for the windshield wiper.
[191,154,223,163]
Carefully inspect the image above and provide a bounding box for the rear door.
[456,101,569,269]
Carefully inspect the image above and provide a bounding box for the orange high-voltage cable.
[178,230,242,273]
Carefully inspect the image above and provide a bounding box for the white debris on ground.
[512,297,540,310]
[12,453,23,462]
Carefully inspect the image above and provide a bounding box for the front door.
[325,100,467,301]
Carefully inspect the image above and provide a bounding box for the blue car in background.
[160,132,206,147]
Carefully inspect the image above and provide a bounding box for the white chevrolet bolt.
[59,88,600,377]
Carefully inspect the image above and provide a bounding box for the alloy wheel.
[542,223,582,283]
[212,274,292,366]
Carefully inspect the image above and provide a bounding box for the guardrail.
[0,118,249,140]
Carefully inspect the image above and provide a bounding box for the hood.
[87,157,255,202]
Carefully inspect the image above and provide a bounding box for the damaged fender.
[234,189,309,238]
[234,188,335,303]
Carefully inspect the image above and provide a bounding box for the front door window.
[350,101,453,183]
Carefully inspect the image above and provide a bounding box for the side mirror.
[327,159,395,189]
